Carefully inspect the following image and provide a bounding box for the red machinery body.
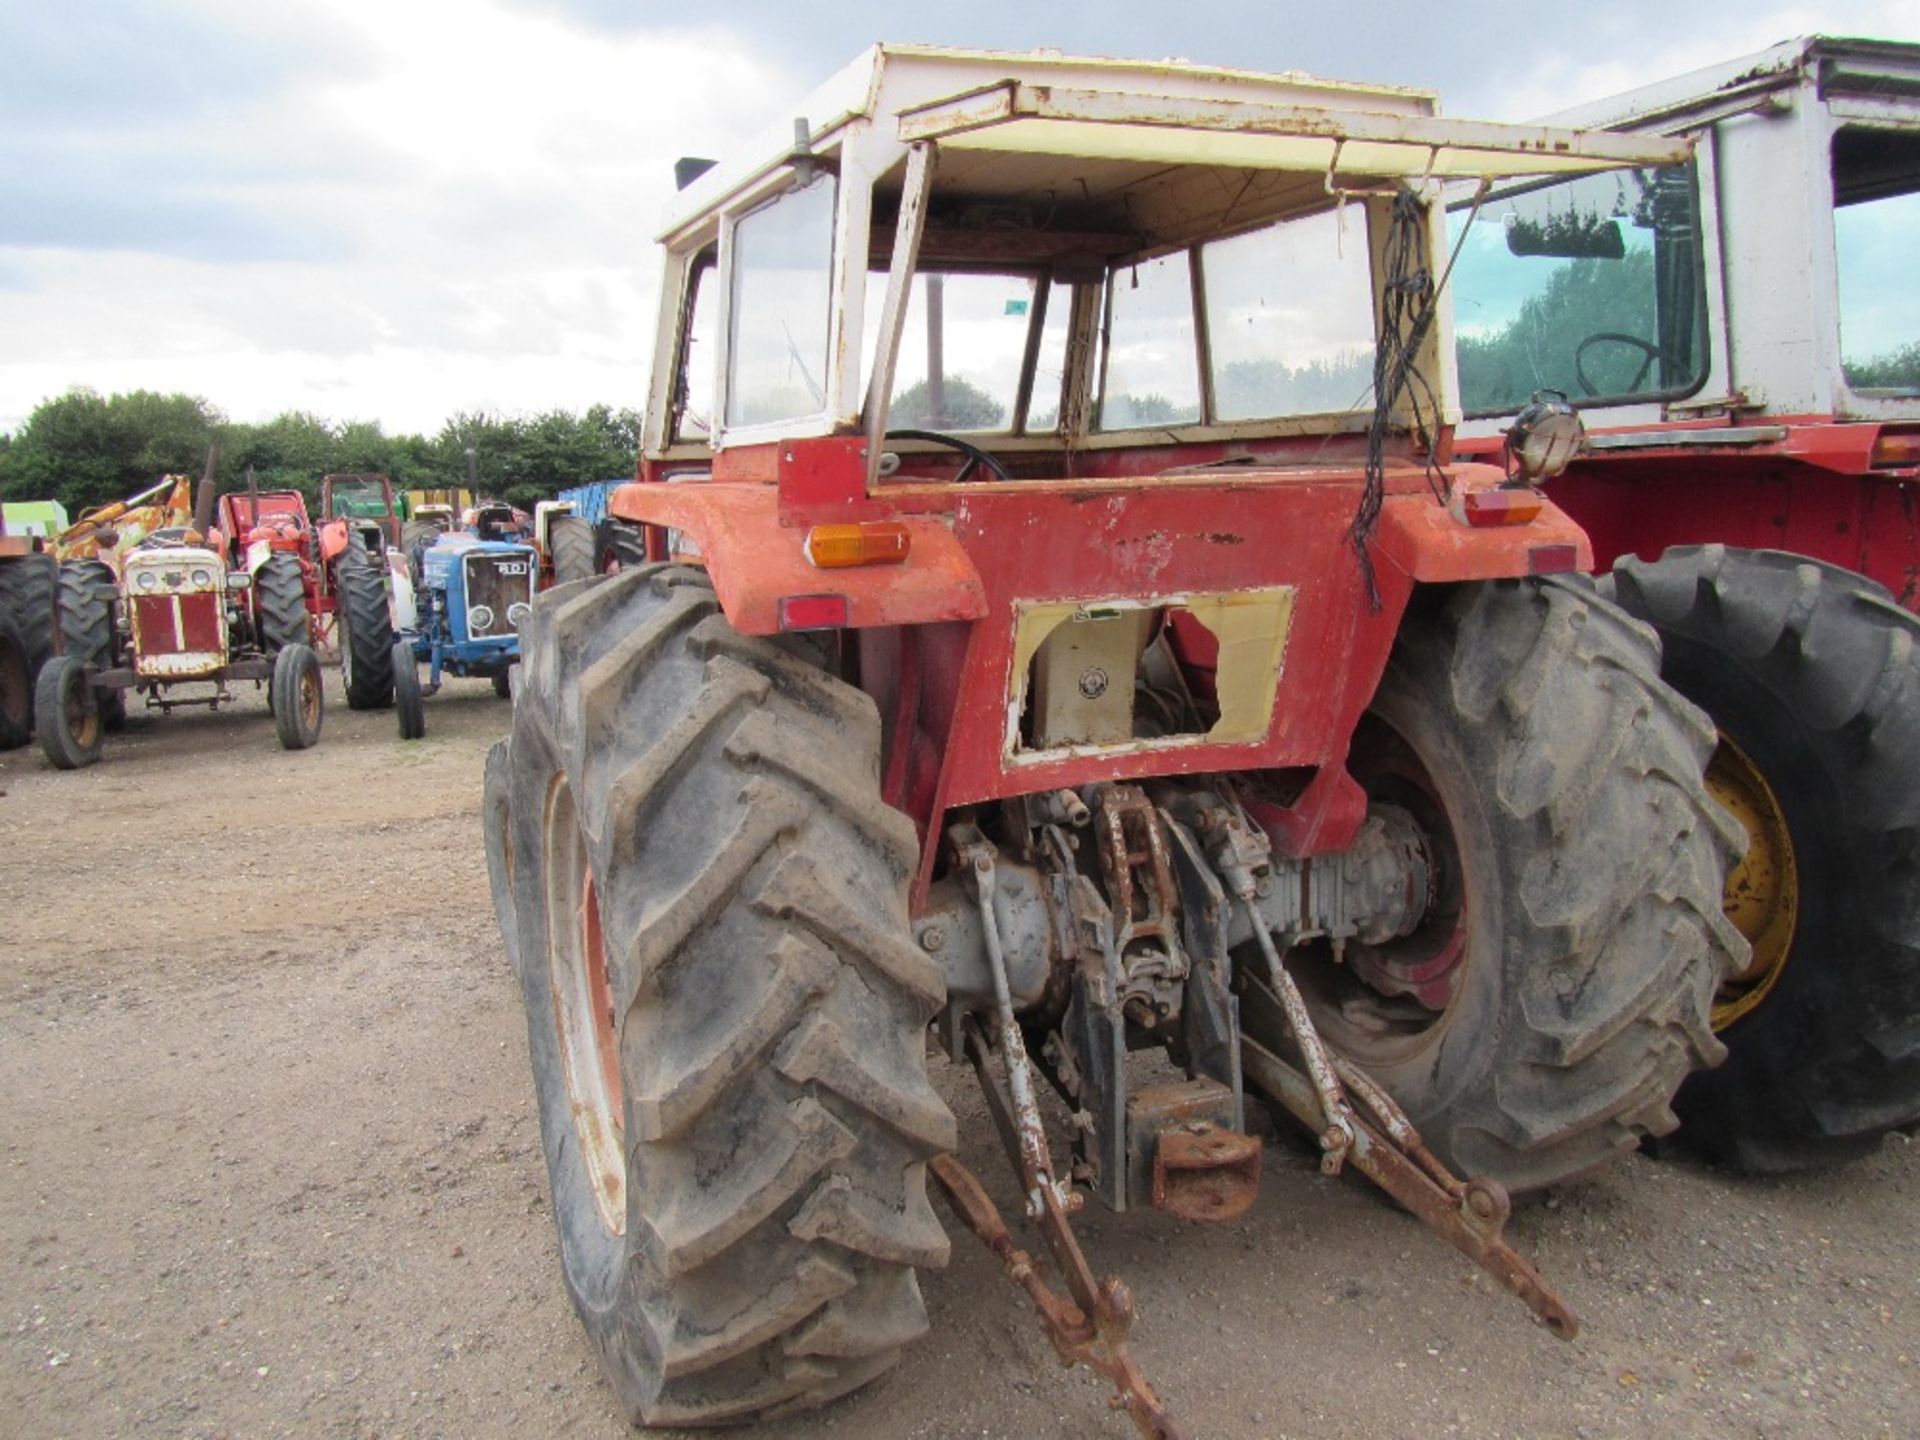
[614,438,1590,890]
[1460,419,1920,608]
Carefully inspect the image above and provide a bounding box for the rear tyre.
[57,560,126,732]
[401,518,446,553]
[549,516,595,585]
[336,551,395,710]
[594,520,647,573]
[271,642,324,750]
[394,642,425,740]
[1605,545,1920,1171]
[34,656,103,770]
[488,565,953,1426]
[255,552,311,653]
[0,618,30,750]
[0,552,58,739]
[1268,578,1744,1191]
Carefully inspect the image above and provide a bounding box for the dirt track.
[1,669,1915,1439]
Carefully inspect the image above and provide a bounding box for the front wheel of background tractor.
[255,552,312,653]
[486,565,953,1427]
[1605,545,1920,1171]
[549,515,596,585]
[271,642,324,750]
[336,551,396,710]
[0,553,58,746]
[1266,578,1745,1192]
[491,668,511,700]
[56,559,127,732]
[34,655,103,770]
[393,641,425,740]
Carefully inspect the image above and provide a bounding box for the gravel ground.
[1,667,1914,1439]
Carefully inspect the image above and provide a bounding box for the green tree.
[4,387,223,513]
[889,376,1006,431]
[1845,342,1920,392]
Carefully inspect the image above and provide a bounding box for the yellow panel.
[1006,588,1295,761]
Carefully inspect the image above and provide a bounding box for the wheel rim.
[65,672,99,749]
[543,776,626,1233]
[1704,732,1798,1029]
[299,663,321,730]
[1287,716,1470,1065]
[340,626,355,688]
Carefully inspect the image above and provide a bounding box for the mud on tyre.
[1271,577,1746,1192]
[1606,545,1920,1171]
[488,566,954,1426]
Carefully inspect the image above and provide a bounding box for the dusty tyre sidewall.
[1288,578,1738,1190]
[1340,642,1507,1127]
[35,657,102,769]
[393,643,425,739]
[271,644,323,750]
[500,717,629,1320]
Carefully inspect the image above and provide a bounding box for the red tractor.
[1450,35,1920,1175]
[215,474,402,711]
[485,47,1742,1433]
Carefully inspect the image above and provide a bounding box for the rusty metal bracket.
[1237,894,1356,1175]
[930,1150,1190,1440]
[1152,1120,1261,1222]
[1241,1036,1580,1339]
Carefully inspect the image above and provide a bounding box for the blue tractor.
[391,518,537,738]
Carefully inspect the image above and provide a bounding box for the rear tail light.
[1459,488,1544,527]
[1871,430,1920,468]
[804,522,910,568]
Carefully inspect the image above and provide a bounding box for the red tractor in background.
[216,473,402,711]
[486,46,1743,1435]
[1450,36,1920,1175]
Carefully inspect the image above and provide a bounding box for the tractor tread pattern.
[1363,578,1742,1190]
[0,554,57,747]
[494,564,951,1426]
[255,552,311,653]
[335,551,395,709]
[1605,544,1920,1170]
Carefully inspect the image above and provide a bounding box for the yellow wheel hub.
[1704,733,1798,1029]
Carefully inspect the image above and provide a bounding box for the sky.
[2,0,1916,439]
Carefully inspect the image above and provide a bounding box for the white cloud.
[3,0,1917,438]
[0,0,798,433]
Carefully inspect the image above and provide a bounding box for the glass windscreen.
[1099,252,1202,429]
[861,270,1040,431]
[1833,126,1920,396]
[1448,165,1706,412]
[673,259,718,440]
[726,177,836,428]
[1202,210,1375,419]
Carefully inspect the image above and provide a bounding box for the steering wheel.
[884,428,1013,484]
[1574,332,1663,397]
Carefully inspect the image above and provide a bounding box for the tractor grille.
[463,551,534,638]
